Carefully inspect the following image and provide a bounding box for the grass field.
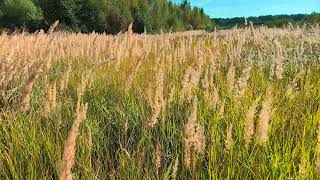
[0,25,320,179]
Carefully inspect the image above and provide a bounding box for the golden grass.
[0,24,320,179]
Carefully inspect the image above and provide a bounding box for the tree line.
[0,0,214,34]
[213,12,320,29]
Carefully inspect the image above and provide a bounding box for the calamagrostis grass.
[274,56,284,80]
[184,97,206,168]
[172,156,179,180]
[298,152,307,177]
[225,124,233,153]
[181,66,203,101]
[77,72,91,99]
[210,85,220,110]
[244,97,260,146]
[155,143,161,172]
[168,85,176,105]
[48,20,60,34]
[44,80,57,117]
[286,70,304,98]
[237,66,251,99]
[59,76,89,180]
[85,128,93,149]
[20,69,41,111]
[149,64,165,128]
[181,67,192,100]
[60,62,72,91]
[226,64,236,93]
[125,57,142,91]
[315,108,320,175]
[219,101,225,119]
[257,87,274,146]
[59,101,88,180]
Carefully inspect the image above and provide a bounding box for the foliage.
[0,0,43,31]
[213,12,320,29]
[0,0,214,33]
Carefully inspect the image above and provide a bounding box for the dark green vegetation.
[214,12,320,29]
[0,0,213,33]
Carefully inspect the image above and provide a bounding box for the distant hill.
[213,12,320,29]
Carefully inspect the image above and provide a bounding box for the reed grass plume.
[227,64,236,92]
[244,97,260,146]
[155,143,161,171]
[315,107,320,175]
[149,63,165,128]
[20,68,41,111]
[44,80,57,117]
[257,87,274,146]
[59,101,88,180]
[237,66,251,99]
[298,152,307,177]
[172,156,179,180]
[184,97,206,168]
[225,124,233,153]
[60,61,72,91]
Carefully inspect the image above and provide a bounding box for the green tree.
[0,0,216,33]
[0,0,43,31]
[39,0,79,31]
[105,1,133,34]
[130,1,152,33]
[75,0,107,33]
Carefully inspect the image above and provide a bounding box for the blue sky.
[171,0,320,18]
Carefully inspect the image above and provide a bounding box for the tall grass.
[0,25,320,179]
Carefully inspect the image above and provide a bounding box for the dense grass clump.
[0,26,320,179]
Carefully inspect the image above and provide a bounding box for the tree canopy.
[213,13,320,29]
[0,0,214,34]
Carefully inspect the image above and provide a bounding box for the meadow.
[0,24,320,179]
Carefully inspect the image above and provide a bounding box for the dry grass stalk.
[85,128,93,149]
[59,101,88,180]
[181,64,203,101]
[146,83,153,105]
[56,112,62,129]
[149,64,165,128]
[126,57,142,91]
[60,62,72,91]
[201,68,210,91]
[109,169,117,180]
[315,107,320,175]
[209,85,220,110]
[20,69,41,111]
[59,75,89,180]
[77,72,91,100]
[168,85,176,105]
[155,143,161,171]
[274,56,284,80]
[298,153,307,177]
[226,64,236,92]
[184,97,206,169]
[225,124,233,153]
[48,20,60,34]
[244,97,260,146]
[219,101,225,119]
[172,156,179,180]
[44,80,57,117]
[237,66,251,99]
[257,87,274,146]
[181,67,193,100]
[286,70,304,98]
